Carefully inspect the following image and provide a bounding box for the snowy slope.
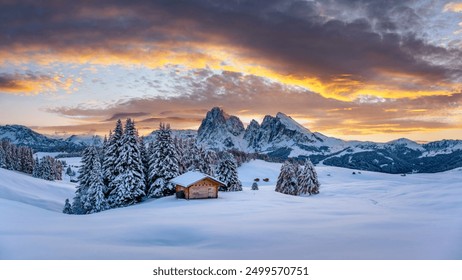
[1,161,462,259]
[0,168,75,212]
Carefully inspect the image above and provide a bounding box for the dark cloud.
[0,72,60,94]
[104,112,149,122]
[1,0,460,95]
[0,75,24,91]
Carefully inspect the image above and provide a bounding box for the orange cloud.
[444,2,462,12]
[0,73,78,95]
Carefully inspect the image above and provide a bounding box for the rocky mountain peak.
[197,107,245,149]
[275,112,311,134]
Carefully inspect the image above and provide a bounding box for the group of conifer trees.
[65,119,242,215]
[275,160,320,196]
[0,140,62,181]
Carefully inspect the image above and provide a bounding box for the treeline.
[0,140,62,181]
[66,119,242,215]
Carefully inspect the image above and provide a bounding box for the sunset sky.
[1,0,462,142]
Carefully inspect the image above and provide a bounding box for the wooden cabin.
[171,171,225,200]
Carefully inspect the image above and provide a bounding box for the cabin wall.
[188,178,219,199]
[175,178,221,199]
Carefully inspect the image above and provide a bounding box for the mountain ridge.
[195,107,462,173]
[2,107,462,173]
[0,124,100,152]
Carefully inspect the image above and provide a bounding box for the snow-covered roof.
[170,171,225,188]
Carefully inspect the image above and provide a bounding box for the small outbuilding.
[171,171,225,200]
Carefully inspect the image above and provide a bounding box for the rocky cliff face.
[197,107,347,156]
[197,107,246,150]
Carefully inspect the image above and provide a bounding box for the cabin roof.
[171,171,225,188]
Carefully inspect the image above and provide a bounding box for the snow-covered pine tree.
[3,142,15,170]
[197,145,214,176]
[297,160,311,195]
[251,182,259,190]
[32,156,41,178]
[108,119,146,207]
[275,161,298,195]
[63,198,73,214]
[66,166,76,181]
[72,146,99,214]
[103,120,123,195]
[0,145,6,168]
[53,159,63,181]
[147,123,180,197]
[39,156,53,181]
[215,152,242,191]
[307,160,320,195]
[19,146,34,174]
[84,154,108,213]
[139,136,149,191]
[175,138,195,173]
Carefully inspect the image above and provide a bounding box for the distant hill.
[0,125,101,152]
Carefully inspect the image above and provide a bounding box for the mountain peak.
[275,112,311,134]
[386,138,423,151]
[197,107,245,149]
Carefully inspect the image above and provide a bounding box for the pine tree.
[103,120,123,195]
[139,136,149,191]
[53,159,63,180]
[39,156,53,181]
[72,146,99,214]
[297,161,312,195]
[215,152,242,191]
[147,123,179,197]
[66,166,76,181]
[84,155,108,213]
[108,119,146,207]
[275,161,298,195]
[307,160,320,195]
[251,182,259,190]
[0,145,6,168]
[197,145,214,176]
[19,147,34,174]
[63,198,73,214]
[186,139,200,171]
[3,141,14,170]
[32,156,41,178]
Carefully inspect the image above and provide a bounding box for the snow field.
[1,160,461,259]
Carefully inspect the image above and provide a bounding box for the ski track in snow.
[1,160,462,259]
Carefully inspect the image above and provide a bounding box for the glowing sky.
[1,0,462,142]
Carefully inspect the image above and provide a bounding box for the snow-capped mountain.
[0,125,96,152]
[64,134,103,147]
[197,107,247,150]
[196,107,462,173]
[197,107,348,156]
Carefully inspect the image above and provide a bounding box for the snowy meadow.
[1,160,461,259]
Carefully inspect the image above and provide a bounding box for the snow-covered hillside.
[1,161,461,259]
